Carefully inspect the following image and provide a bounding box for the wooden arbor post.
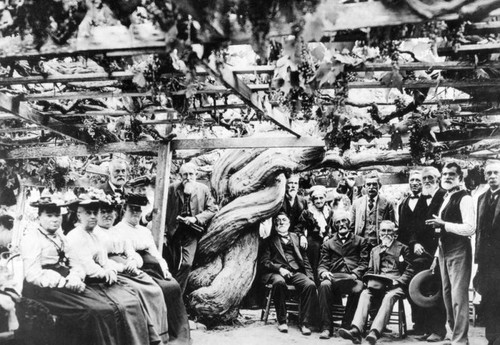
[151,142,173,253]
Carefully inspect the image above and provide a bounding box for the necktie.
[409,194,419,199]
[489,193,498,206]
[368,198,374,210]
[422,195,432,199]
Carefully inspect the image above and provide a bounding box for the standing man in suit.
[351,173,395,250]
[410,166,447,342]
[98,158,129,224]
[398,170,426,247]
[339,220,415,345]
[317,210,370,339]
[426,162,475,345]
[261,211,319,335]
[475,161,500,345]
[165,162,218,293]
[100,158,129,197]
[282,174,308,248]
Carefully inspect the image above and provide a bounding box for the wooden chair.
[261,284,301,324]
[366,296,407,338]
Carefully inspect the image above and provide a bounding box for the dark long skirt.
[22,279,160,345]
[139,252,191,345]
[119,272,168,342]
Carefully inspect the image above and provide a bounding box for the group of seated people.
[260,163,478,345]
[2,157,489,345]
[20,190,190,345]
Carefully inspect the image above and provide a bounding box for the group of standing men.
[261,162,499,345]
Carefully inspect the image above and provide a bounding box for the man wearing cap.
[408,167,447,342]
[339,220,415,345]
[317,210,369,339]
[113,193,191,345]
[475,161,500,345]
[426,162,475,345]
[296,185,333,281]
[351,173,395,251]
[165,162,218,293]
[261,212,319,335]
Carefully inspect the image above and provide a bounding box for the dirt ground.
[191,307,488,345]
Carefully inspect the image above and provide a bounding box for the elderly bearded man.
[475,161,500,345]
[426,162,476,345]
[261,212,319,335]
[165,162,218,293]
[351,173,395,251]
[317,210,369,339]
[339,220,415,345]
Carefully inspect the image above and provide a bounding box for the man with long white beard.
[281,174,308,248]
[409,167,447,342]
[339,220,415,345]
[426,162,476,345]
[164,162,218,293]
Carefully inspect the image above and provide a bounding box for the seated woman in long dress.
[65,195,165,345]
[110,193,190,345]
[94,197,169,343]
[21,196,153,345]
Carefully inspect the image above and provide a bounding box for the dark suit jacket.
[475,189,500,293]
[397,195,427,247]
[366,240,414,287]
[261,232,314,283]
[351,195,395,237]
[317,232,370,279]
[281,195,308,233]
[410,189,446,255]
[165,181,218,238]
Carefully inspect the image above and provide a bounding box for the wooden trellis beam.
[438,43,500,55]
[202,60,301,137]
[0,93,88,144]
[0,137,325,159]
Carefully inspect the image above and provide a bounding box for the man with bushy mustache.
[164,162,218,293]
[426,162,476,345]
[317,210,369,339]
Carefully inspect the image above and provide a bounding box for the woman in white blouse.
[21,196,150,345]
[65,195,164,345]
[111,193,190,345]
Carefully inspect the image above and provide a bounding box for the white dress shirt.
[438,189,476,237]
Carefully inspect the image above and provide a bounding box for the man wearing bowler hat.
[475,161,500,345]
[339,220,415,345]
[317,210,370,339]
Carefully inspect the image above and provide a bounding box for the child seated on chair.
[339,220,415,345]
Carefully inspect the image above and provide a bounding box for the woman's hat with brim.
[409,269,442,308]
[30,190,71,208]
[124,193,148,207]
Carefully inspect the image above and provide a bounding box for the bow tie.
[422,195,432,199]
[409,194,420,199]
[445,187,461,196]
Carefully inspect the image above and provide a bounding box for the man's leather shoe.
[277,323,288,333]
[417,333,431,341]
[426,333,445,342]
[338,327,362,344]
[365,330,380,345]
[319,330,331,339]
[301,325,312,335]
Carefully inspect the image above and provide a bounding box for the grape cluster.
[298,41,315,82]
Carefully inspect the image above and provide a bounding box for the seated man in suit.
[339,220,415,345]
[317,210,370,339]
[261,212,319,335]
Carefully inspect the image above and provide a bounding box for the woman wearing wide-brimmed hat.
[110,193,190,345]
[65,192,164,345]
[21,194,152,345]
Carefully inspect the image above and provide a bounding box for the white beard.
[381,236,394,248]
[422,184,437,196]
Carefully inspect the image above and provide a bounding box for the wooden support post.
[151,142,172,252]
